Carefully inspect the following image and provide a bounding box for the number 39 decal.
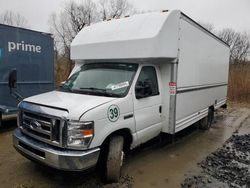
[108,105,120,122]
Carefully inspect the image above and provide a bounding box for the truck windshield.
[60,63,138,97]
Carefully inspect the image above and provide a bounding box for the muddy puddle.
[0,107,249,188]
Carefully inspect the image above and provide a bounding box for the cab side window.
[135,66,159,99]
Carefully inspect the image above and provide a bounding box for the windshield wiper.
[80,87,107,91]
[79,87,120,97]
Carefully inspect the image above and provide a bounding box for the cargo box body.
[173,15,229,133]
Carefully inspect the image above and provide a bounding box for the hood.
[23,91,116,119]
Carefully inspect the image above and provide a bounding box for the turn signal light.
[82,130,93,137]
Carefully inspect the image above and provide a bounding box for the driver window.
[135,66,159,98]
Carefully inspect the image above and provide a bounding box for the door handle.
[159,106,162,113]
[124,114,134,120]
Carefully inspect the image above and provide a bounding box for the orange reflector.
[82,130,93,137]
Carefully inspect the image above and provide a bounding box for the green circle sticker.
[108,105,120,122]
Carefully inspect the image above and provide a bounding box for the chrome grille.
[20,111,63,147]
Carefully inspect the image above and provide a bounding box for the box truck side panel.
[158,63,172,132]
[175,86,227,131]
[0,24,54,113]
[174,16,230,132]
[177,17,229,88]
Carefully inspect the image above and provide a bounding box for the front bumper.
[13,129,100,171]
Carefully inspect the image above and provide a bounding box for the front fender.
[80,94,136,149]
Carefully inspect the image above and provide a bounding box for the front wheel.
[105,135,124,183]
[199,108,214,130]
[0,113,2,128]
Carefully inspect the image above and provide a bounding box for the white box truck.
[12,10,229,182]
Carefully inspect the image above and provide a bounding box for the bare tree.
[65,0,98,35]
[49,0,135,81]
[99,0,134,20]
[199,22,214,32]
[49,0,98,58]
[0,10,29,27]
[218,29,250,63]
[49,0,135,56]
[49,0,100,78]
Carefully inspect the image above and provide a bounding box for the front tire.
[199,108,214,130]
[0,112,2,128]
[106,135,124,183]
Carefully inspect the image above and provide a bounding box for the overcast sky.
[0,0,249,33]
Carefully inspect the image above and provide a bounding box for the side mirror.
[8,69,17,89]
[135,80,153,99]
[60,81,66,85]
[8,69,23,102]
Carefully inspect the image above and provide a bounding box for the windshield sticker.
[107,81,129,91]
[107,105,120,122]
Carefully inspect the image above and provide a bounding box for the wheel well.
[208,105,215,120]
[101,129,133,153]
[209,105,214,112]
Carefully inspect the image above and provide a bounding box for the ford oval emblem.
[30,120,41,129]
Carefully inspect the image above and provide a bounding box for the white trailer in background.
[13,10,230,182]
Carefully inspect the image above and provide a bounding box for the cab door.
[133,65,162,144]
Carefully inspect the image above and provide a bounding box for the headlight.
[67,120,94,149]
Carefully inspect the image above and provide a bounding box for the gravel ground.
[182,112,250,188]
